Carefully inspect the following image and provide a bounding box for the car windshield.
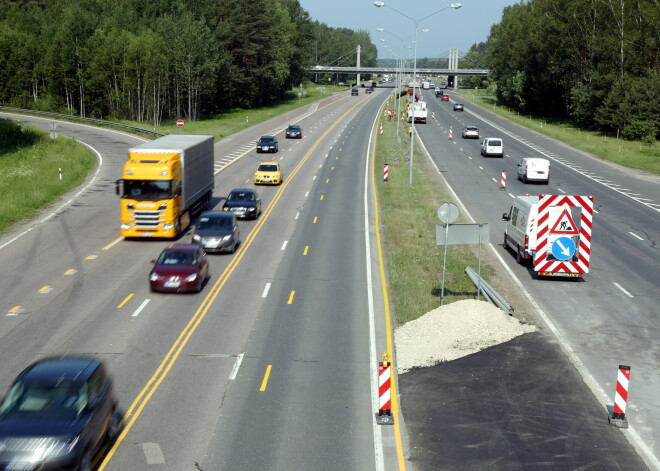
[467,127,478,131]
[197,216,231,230]
[0,381,87,416]
[228,192,254,202]
[157,250,195,265]
[490,140,502,146]
[257,165,278,172]
[288,126,300,131]
[260,137,275,144]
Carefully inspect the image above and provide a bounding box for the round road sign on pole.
[176,119,184,127]
[437,202,459,224]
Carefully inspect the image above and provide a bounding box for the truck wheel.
[516,246,523,264]
[503,234,508,250]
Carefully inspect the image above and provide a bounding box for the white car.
[462,126,479,139]
[517,157,550,183]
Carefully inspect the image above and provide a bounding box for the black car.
[453,103,464,111]
[223,188,261,220]
[256,136,278,153]
[0,356,119,471]
[365,88,373,94]
[351,88,359,96]
[435,89,443,97]
[192,211,240,254]
[285,124,302,139]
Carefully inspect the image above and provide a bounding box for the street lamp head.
[376,27,384,32]
[421,28,430,33]
[379,38,386,42]
[373,1,385,7]
[451,3,462,9]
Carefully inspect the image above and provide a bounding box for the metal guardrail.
[465,266,514,314]
[0,106,164,137]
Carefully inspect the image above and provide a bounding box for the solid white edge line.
[229,353,244,380]
[0,139,105,251]
[416,136,660,471]
[628,232,644,241]
[613,283,634,298]
[261,283,271,298]
[365,105,385,471]
[131,299,150,317]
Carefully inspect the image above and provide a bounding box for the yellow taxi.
[253,162,283,185]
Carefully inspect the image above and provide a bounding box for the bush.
[622,121,656,142]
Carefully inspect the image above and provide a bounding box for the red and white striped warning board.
[383,164,389,182]
[534,195,593,276]
[610,365,630,428]
[378,363,391,415]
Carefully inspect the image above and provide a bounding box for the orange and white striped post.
[379,123,384,135]
[383,164,389,183]
[448,126,453,140]
[609,365,630,428]
[500,171,507,190]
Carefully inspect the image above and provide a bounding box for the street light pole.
[374,2,462,185]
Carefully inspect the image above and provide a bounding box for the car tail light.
[524,235,529,251]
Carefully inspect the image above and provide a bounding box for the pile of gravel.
[394,299,537,373]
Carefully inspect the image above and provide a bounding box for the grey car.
[192,211,240,254]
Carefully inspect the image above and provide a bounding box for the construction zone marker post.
[500,171,507,190]
[376,352,394,425]
[383,164,389,183]
[609,365,631,428]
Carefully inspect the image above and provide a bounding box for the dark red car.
[441,95,450,101]
[149,244,209,293]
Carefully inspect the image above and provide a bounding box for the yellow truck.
[116,135,214,238]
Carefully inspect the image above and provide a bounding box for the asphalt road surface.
[1,83,657,470]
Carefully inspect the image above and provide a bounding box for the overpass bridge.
[306,66,488,77]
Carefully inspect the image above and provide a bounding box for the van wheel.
[516,246,523,264]
[503,234,509,250]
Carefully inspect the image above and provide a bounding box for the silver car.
[192,211,240,254]
[462,126,479,139]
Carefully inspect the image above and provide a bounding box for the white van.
[480,137,503,157]
[502,195,539,264]
[518,157,550,183]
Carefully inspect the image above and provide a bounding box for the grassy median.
[374,93,495,325]
[0,120,96,236]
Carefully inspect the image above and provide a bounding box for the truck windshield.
[124,180,172,200]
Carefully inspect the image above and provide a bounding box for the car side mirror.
[502,213,509,221]
[151,259,156,264]
[517,163,522,167]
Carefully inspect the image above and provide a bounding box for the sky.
[298,0,518,60]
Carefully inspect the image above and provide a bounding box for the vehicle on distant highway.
[0,356,119,471]
[480,137,504,157]
[518,157,550,184]
[462,126,479,139]
[453,103,464,111]
[441,95,449,101]
[149,244,209,293]
[192,211,240,254]
[223,188,261,220]
[253,162,283,185]
[285,124,302,139]
[435,89,443,97]
[351,88,359,96]
[256,136,278,153]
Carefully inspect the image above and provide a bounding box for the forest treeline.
[0,0,376,124]
[483,0,658,142]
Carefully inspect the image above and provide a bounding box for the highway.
[0,91,400,471]
[414,88,659,469]
[1,82,658,470]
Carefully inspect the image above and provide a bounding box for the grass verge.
[374,94,495,325]
[459,91,660,175]
[0,120,96,236]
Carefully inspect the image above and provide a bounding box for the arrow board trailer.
[502,195,593,278]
